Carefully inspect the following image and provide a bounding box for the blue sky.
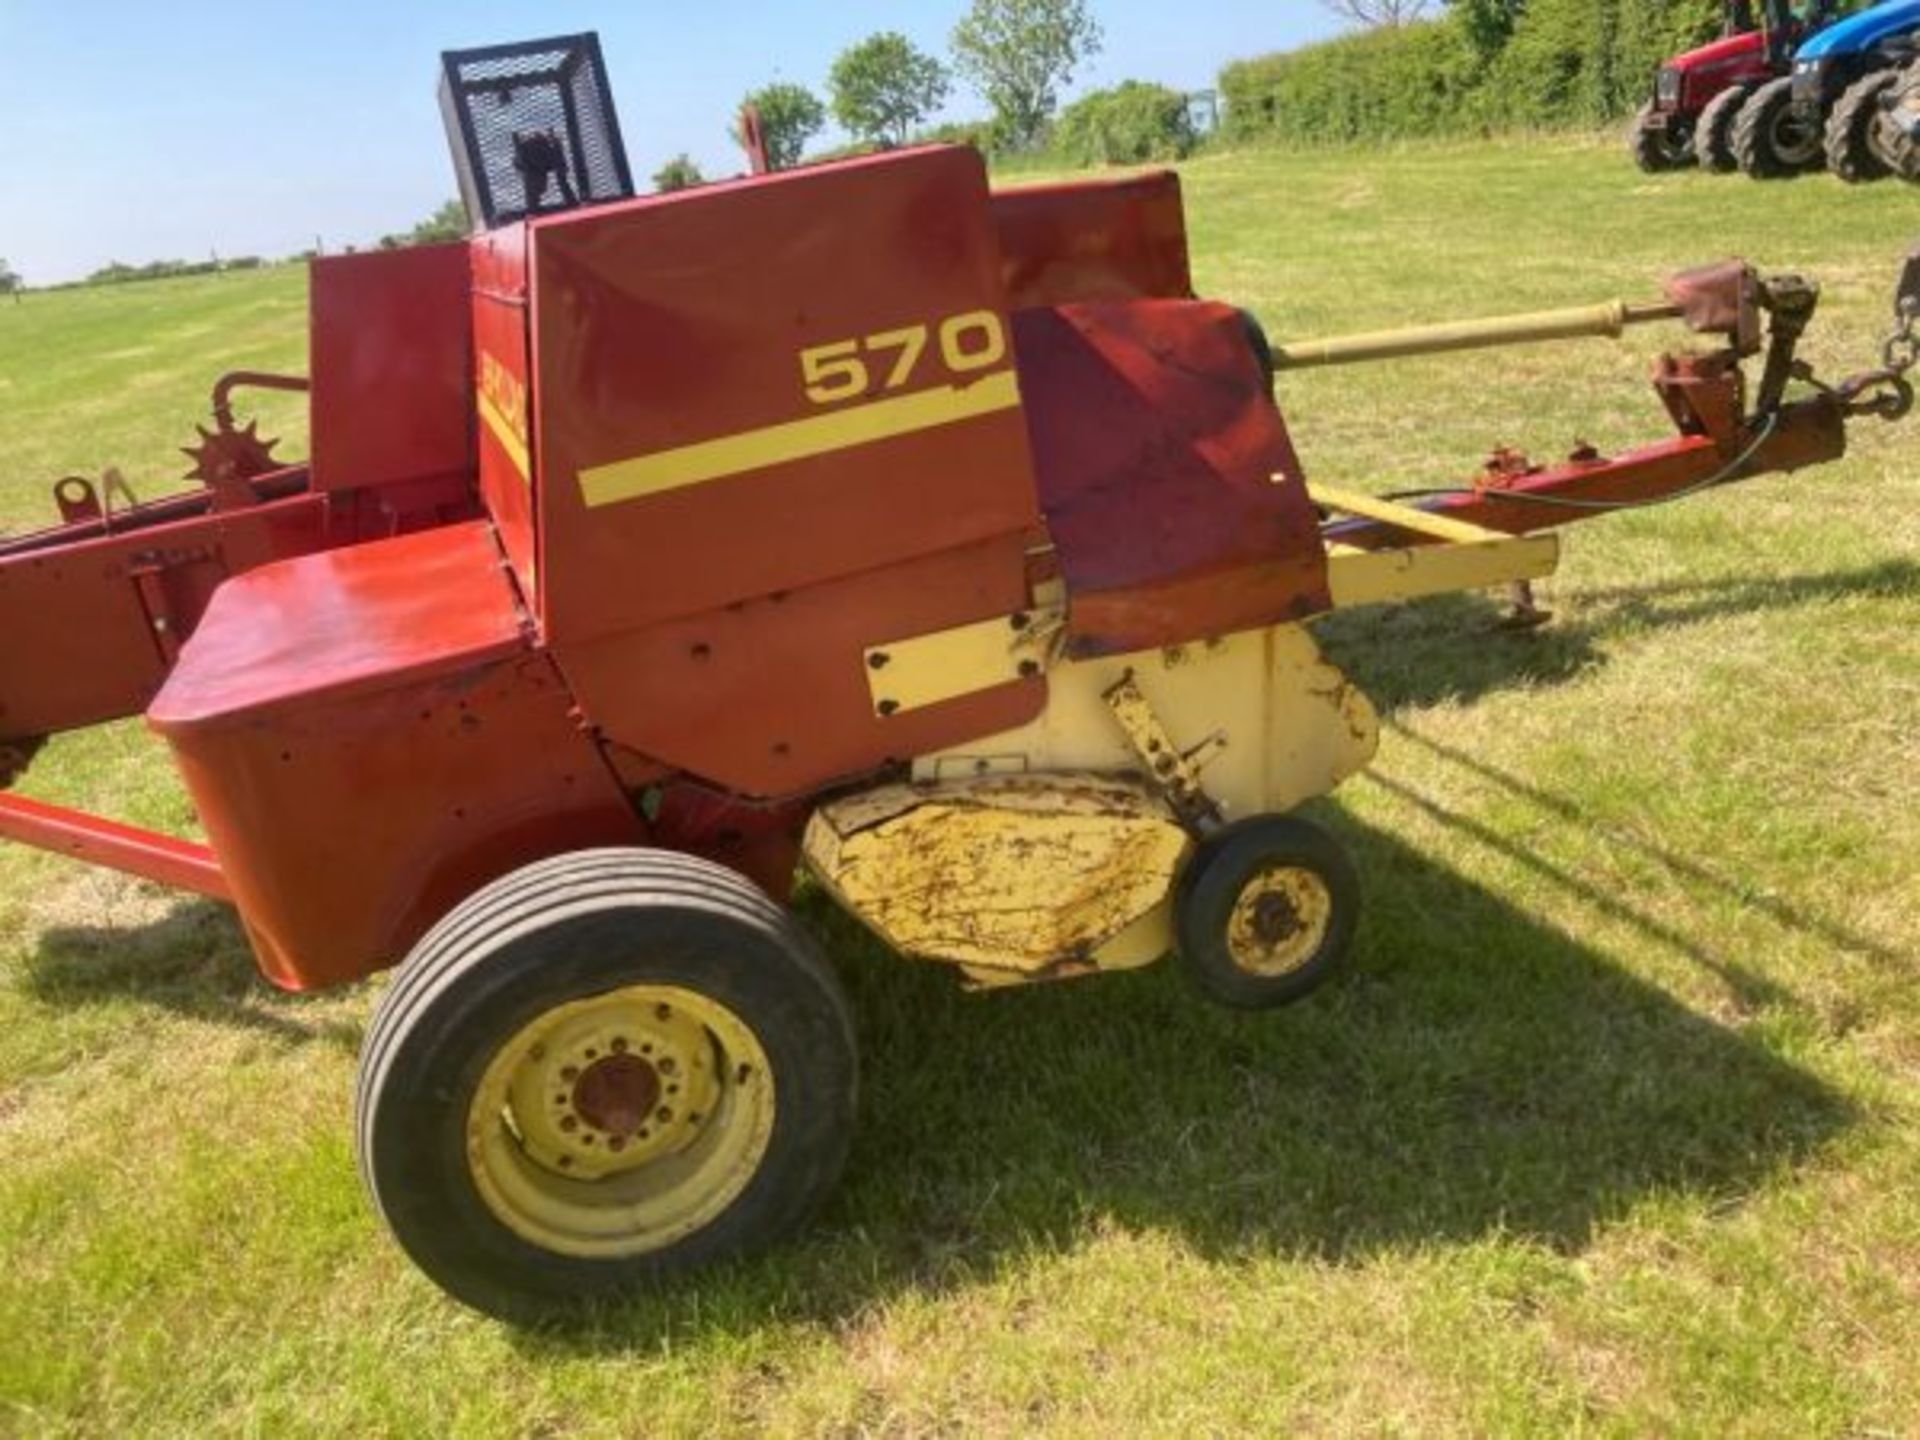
[0,1,1339,284]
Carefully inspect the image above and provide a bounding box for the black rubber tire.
[355,848,858,1322]
[1694,84,1754,172]
[1826,70,1900,182]
[1883,68,1920,180]
[1631,102,1694,172]
[1174,815,1361,1011]
[1734,76,1826,178]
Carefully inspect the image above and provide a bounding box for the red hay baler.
[2,34,1915,1319]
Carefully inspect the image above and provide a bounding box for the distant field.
[2,136,1918,1435]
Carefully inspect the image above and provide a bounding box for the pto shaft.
[1271,299,1684,371]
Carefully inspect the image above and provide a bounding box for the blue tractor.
[1733,0,1920,177]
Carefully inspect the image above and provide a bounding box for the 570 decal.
[799,310,1009,406]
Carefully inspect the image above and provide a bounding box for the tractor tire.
[1734,76,1826,178]
[1694,84,1754,172]
[355,848,858,1322]
[1825,70,1900,183]
[1174,814,1361,1011]
[1631,102,1695,172]
[1870,65,1920,181]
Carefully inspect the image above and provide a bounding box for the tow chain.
[1825,244,1920,422]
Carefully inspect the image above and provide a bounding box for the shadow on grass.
[21,899,360,1052]
[1313,556,1918,715]
[523,808,1856,1353]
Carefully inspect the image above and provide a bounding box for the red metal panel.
[0,793,229,901]
[149,522,640,990]
[309,244,475,494]
[0,490,330,742]
[992,171,1193,310]
[148,521,526,728]
[472,224,538,601]
[528,146,1044,645]
[1014,300,1331,657]
[162,649,642,990]
[558,534,1045,798]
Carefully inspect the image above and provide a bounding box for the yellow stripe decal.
[478,392,531,482]
[578,369,1023,509]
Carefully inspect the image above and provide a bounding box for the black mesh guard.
[439,33,634,230]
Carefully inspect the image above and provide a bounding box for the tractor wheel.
[355,848,857,1322]
[1631,103,1694,172]
[1879,66,1920,180]
[1734,77,1826,178]
[1174,814,1361,1011]
[1825,71,1900,183]
[1694,84,1754,172]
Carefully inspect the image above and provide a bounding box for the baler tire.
[1734,77,1825,178]
[1631,103,1694,172]
[1174,815,1360,1011]
[1825,70,1899,183]
[354,847,857,1323]
[1694,84,1754,172]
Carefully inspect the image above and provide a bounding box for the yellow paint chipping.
[803,775,1191,975]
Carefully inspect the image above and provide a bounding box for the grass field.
[2,134,1917,1436]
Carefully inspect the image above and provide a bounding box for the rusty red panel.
[310,243,475,494]
[149,521,640,991]
[471,224,537,601]
[559,533,1045,799]
[528,146,1043,646]
[992,171,1193,310]
[1014,300,1331,656]
[0,489,330,743]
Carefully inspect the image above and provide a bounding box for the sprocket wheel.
[181,419,280,488]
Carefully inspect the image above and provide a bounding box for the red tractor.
[3,34,1916,1319]
[1634,0,1838,171]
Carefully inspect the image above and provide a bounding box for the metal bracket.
[1311,482,1561,609]
[1101,670,1223,833]
[865,590,1065,718]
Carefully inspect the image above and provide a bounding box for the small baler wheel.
[1825,70,1900,183]
[1734,76,1827,178]
[1694,83,1755,172]
[1174,815,1362,1011]
[354,847,857,1322]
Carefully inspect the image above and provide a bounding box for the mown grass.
[1,134,1917,1436]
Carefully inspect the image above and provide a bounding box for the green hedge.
[1053,81,1199,164]
[1221,0,1722,144]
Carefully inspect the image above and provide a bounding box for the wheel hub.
[464,983,777,1258]
[1225,866,1333,977]
[571,1051,662,1139]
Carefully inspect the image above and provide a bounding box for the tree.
[830,32,951,147]
[1321,0,1430,25]
[410,200,470,244]
[652,154,706,192]
[0,258,19,302]
[951,0,1103,150]
[736,82,826,169]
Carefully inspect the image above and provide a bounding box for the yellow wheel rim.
[1224,866,1333,977]
[465,984,775,1259]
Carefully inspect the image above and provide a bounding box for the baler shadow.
[23,898,360,1051]
[526,810,1853,1352]
[1314,556,1917,714]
